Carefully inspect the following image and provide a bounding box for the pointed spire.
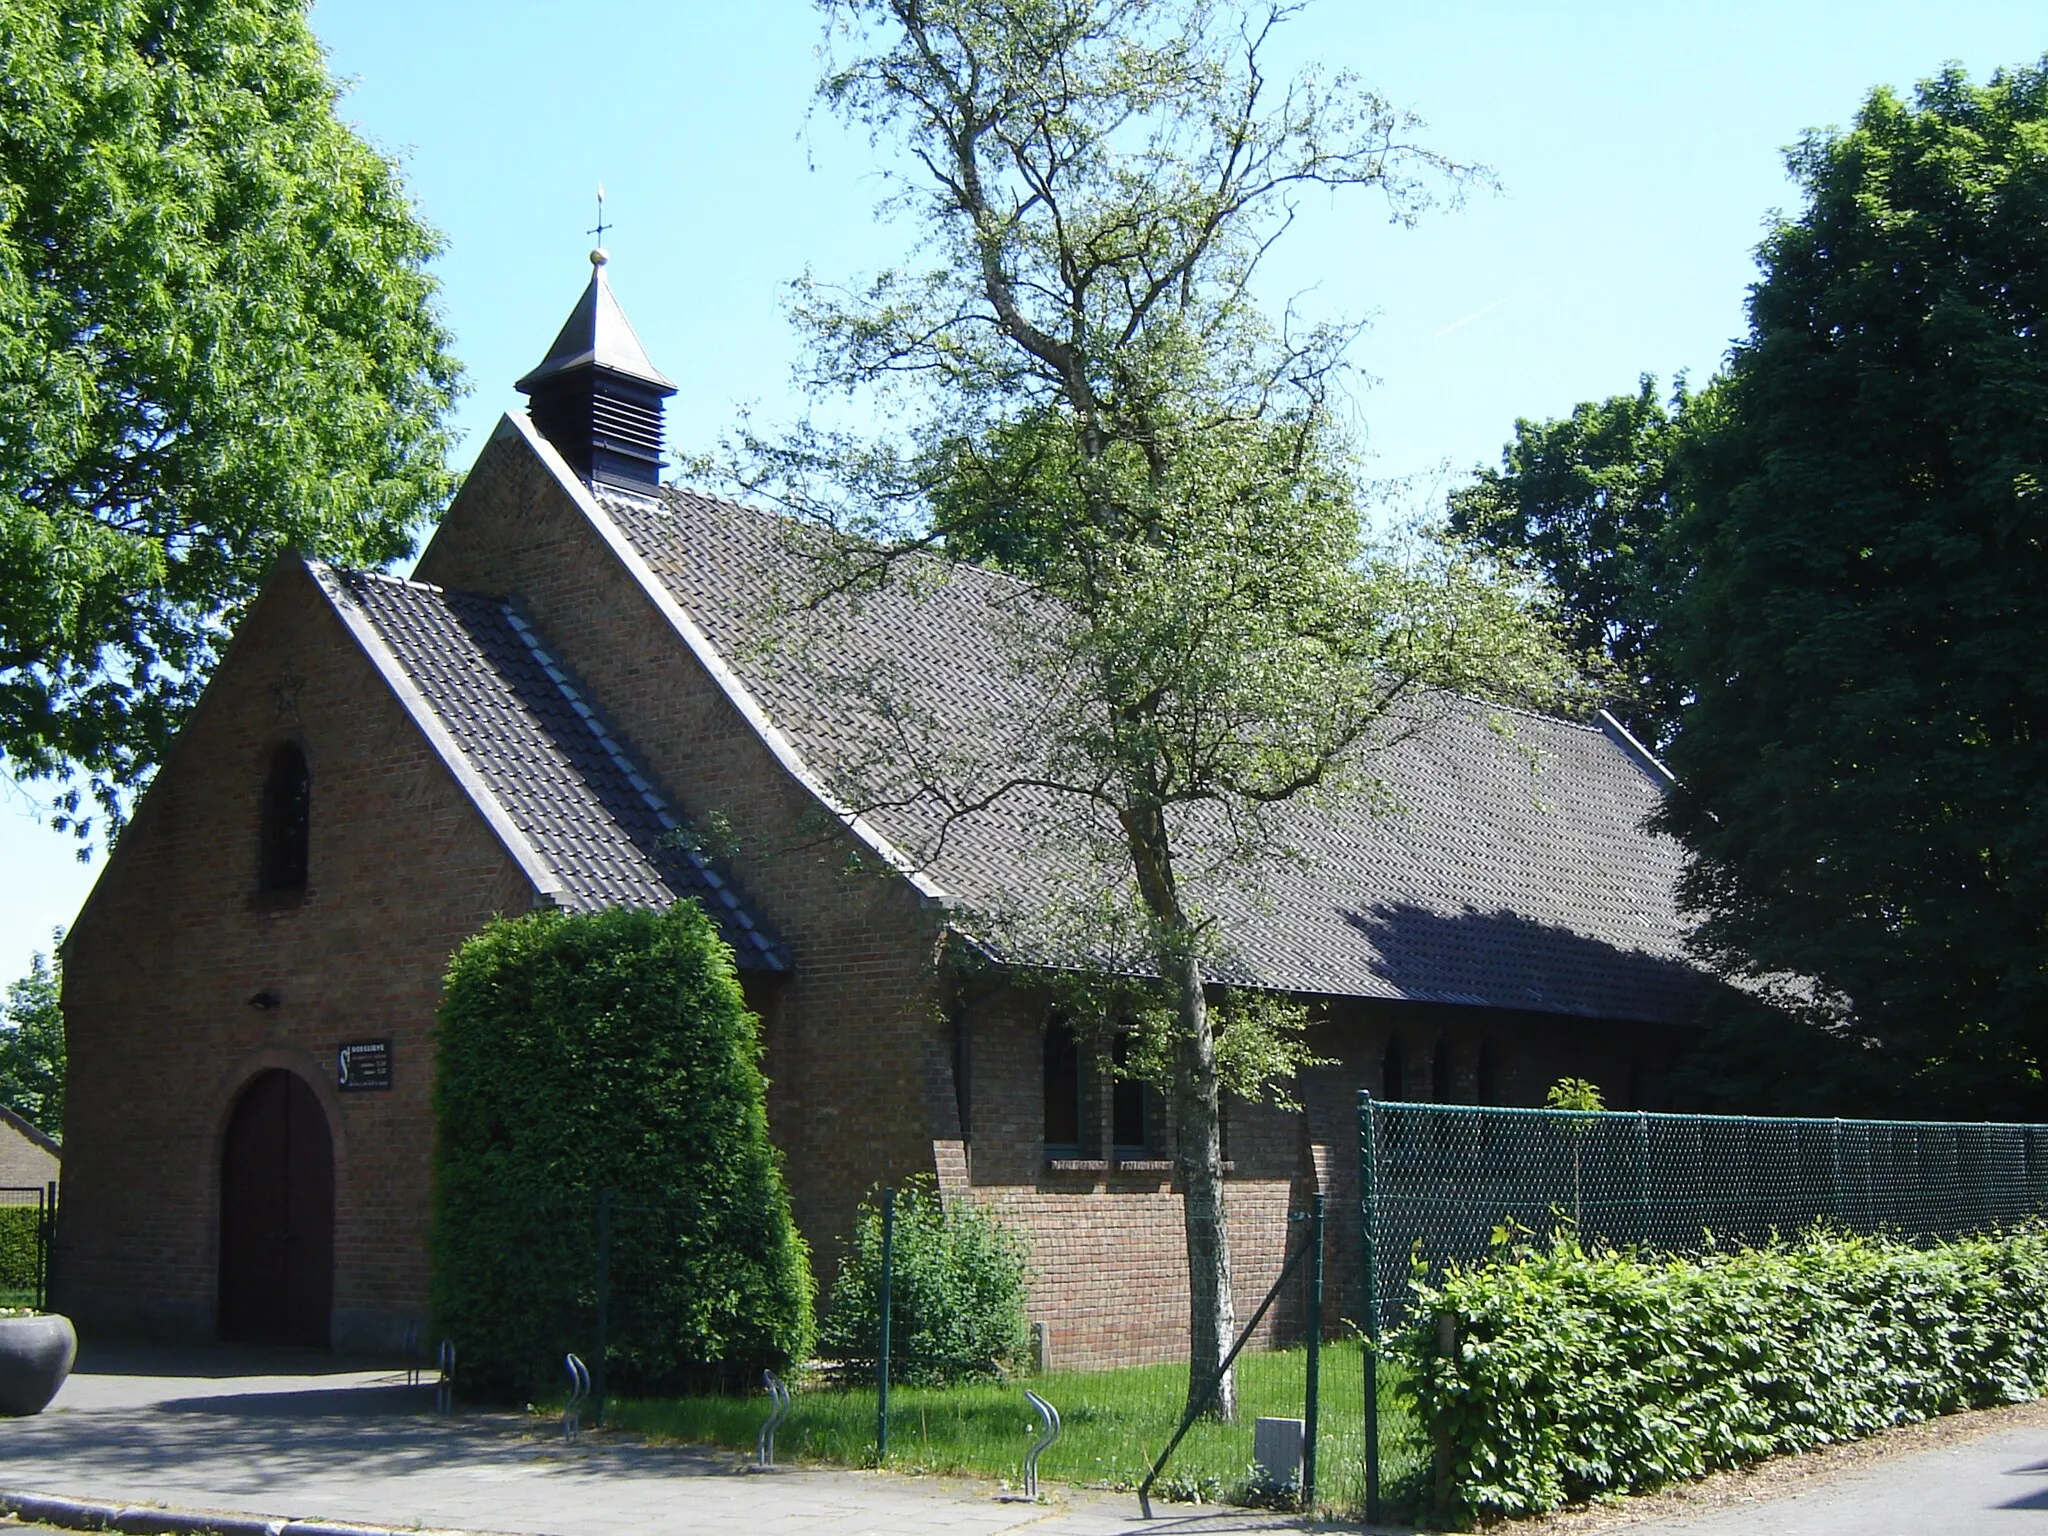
[516,249,674,395]
[517,249,676,492]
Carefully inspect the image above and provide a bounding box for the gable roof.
[312,562,784,972]
[0,1102,59,1157]
[589,485,1710,1026]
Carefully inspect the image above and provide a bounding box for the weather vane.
[590,182,610,260]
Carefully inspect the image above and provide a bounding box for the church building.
[54,257,1713,1362]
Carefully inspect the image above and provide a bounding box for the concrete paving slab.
[0,1342,1313,1536]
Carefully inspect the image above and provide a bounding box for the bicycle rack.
[756,1370,793,1466]
[434,1339,456,1416]
[563,1353,592,1441]
[1021,1389,1061,1500]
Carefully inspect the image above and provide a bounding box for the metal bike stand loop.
[1022,1390,1061,1501]
[563,1353,592,1440]
[434,1339,457,1417]
[757,1370,793,1467]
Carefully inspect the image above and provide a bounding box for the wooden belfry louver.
[516,248,676,491]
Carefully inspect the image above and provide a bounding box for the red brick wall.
[414,422,957,1282]
[938,984,1688,1368]
[56,560,538,1348]
[937,985,1306,1370]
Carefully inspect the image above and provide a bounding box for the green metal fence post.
[876,1186,894,1462]
[1830,1118,1845,1228]
[1636,1111,1651,1248]
[1358,1091,1381,1526]
[1303,1191,1325,1512]
[594,1186,611,1427]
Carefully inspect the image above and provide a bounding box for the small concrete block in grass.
[1252,1415,1303,1492]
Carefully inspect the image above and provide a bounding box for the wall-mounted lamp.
[248,990,280,1011]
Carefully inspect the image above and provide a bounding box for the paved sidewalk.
[1609,1422,2048,1535]
[0,1341,1307,1536]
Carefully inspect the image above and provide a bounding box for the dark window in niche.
[1382,1035,1405,1100]
[1476,1039,1497,1106]
[1111,1035,1147,1153]
[259,744,311,893]
[950,1007,972,1139]
[1044,1017,1082,1153]
[1431,1036,1455,1103]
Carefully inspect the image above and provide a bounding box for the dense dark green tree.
[0,0,462,840]
[1658,62,2048,1114]
[0,936,64,1138]
[1449,377,1689,749]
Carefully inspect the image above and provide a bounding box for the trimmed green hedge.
[1404,1226,2048,1521]
[432,904,813,1399]
[0,1206,40,1291]
[821,1177,1030,1385]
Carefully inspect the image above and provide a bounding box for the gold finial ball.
[590,247,609,267]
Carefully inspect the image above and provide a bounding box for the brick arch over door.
[217,1066,334,1346]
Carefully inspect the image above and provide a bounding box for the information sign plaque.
[337,1039,393,1091]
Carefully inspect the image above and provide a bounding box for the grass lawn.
[609,1343,1427,1511]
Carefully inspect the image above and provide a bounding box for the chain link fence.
[1358,1095,2048,1336]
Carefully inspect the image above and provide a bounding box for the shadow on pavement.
[73,1337,397,1380]
[155,1385,439,1418]
[1999,1453,2048,1510]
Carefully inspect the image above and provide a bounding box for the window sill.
[248,887,308,913]
[1042,1158,1239,1175]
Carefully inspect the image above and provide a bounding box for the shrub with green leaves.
[0,1206,40,1292]
[432,903,813,1399]
[822,1178,1030,1385]
[1404,1225,2048,1520]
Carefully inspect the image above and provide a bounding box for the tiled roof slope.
[325,567,784,971]
[600,489,1708,1025]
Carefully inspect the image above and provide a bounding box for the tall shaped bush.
[432,903,813,1398]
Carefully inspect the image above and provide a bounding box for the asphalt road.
[1602,1424,2048,1536]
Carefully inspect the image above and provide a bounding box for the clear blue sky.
[4,2,2044,990]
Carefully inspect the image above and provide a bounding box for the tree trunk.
[1120,796,1237,1423]
[1169,940,1237,1423]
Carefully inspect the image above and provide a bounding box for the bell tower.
[516,249,676,492]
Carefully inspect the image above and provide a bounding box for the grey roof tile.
[330,568,785,971]
[600,488,1708,1025]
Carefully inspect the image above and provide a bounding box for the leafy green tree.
[1659,61,2048,1114]
[1450,377,1689,749]
[745,0,1578,1417]
[0,936,64,1138]
[0,0,462,840]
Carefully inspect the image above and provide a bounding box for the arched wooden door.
[218,1068,333,1346]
